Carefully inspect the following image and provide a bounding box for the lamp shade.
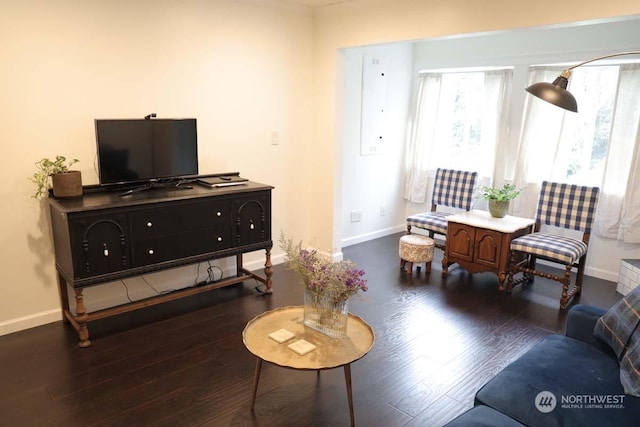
[525,75,578,112]
[525,51,640,112]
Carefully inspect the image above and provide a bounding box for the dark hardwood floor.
[1,233,622,427]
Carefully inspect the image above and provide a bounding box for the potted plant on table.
[279,233,368,338]
[480,183,521,218]
[30,155,82,199]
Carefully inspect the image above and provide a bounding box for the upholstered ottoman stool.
[399,234,434,275]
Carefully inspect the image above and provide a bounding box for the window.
[515,63,640,241]
[404,69,512,203]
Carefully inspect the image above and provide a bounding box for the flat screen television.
[95,118,198,186]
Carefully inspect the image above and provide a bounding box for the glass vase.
[303,287,349,338]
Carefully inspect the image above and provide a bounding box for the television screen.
[95,118,198,186]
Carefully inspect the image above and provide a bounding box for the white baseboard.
[342,226,619,284]
[1,256,289,337]
[0,308,62,337]
[2,241,617,337]
[535,259,617,284]
[341,224,406,248]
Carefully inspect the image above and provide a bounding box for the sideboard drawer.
[129,199,231,239]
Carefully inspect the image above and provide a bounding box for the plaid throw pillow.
[594,285,640,396]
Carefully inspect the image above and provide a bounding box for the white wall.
[0,0,313,335]
[340,43,412,247]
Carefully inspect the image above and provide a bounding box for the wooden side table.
[242,306,375,426]
[443,210,535,289]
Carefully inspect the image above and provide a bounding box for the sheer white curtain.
[404,69,512,203]
[513,64,640,243]
[404,74,441,203]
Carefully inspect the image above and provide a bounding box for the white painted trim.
[341,224,619,283]
[341,224,406,247]
[1,257,288,336]
[0,308,62,337]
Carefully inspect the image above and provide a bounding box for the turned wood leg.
[57,271,70,321]
[74,288,91,348]
[506,251,515,293]
[264,248,273,293]
[250,358,263,411]
[236,254,243,277]
[407,261,413,275]
[575,255,587,295]
[442,253,449,277]
[560,265,572,310]
[344,364,355,427]
[498,271,506,290]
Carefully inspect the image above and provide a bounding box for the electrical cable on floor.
[194,262,203,286]
[141,275,177,295]
[120,280,133,302]
[206,262,223,283]
[254,279,266,295]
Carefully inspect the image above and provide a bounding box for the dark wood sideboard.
[48,177,273,347]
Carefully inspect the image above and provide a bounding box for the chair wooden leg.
[574,255,587,295]
[407,262,413,275]
[425,261,431,273]
[559,265,572,310]
[506,251,516,293]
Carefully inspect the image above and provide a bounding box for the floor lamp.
[525,51,640,112]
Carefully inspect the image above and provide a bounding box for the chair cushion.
[407,211,451,235]
[594,285,640,396]
[509,232,588,264]
[476,334,640,427]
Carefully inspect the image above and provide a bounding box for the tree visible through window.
[404,69,512,203]
[516,63,640,242]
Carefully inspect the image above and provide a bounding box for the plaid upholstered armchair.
[406,168,478,251]
[507,181,600,310]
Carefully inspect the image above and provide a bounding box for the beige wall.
[3,0,640,335]
[0,0,313,334]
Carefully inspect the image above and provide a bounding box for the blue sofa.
[445,304,640,426]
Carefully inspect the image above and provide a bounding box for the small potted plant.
[480,183,521,218]
[30,155,82,199]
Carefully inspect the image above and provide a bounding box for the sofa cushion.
[475,334,640,427]
[444,405,525,426]
[594,285,640,396]
[620,328,640,397]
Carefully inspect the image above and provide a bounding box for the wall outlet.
[379,206,385,216]
[350,210,362,222]
[270,130,279,145]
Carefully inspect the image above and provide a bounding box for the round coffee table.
[242,305,375,426]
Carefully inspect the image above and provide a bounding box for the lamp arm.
[567,50,640,70]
